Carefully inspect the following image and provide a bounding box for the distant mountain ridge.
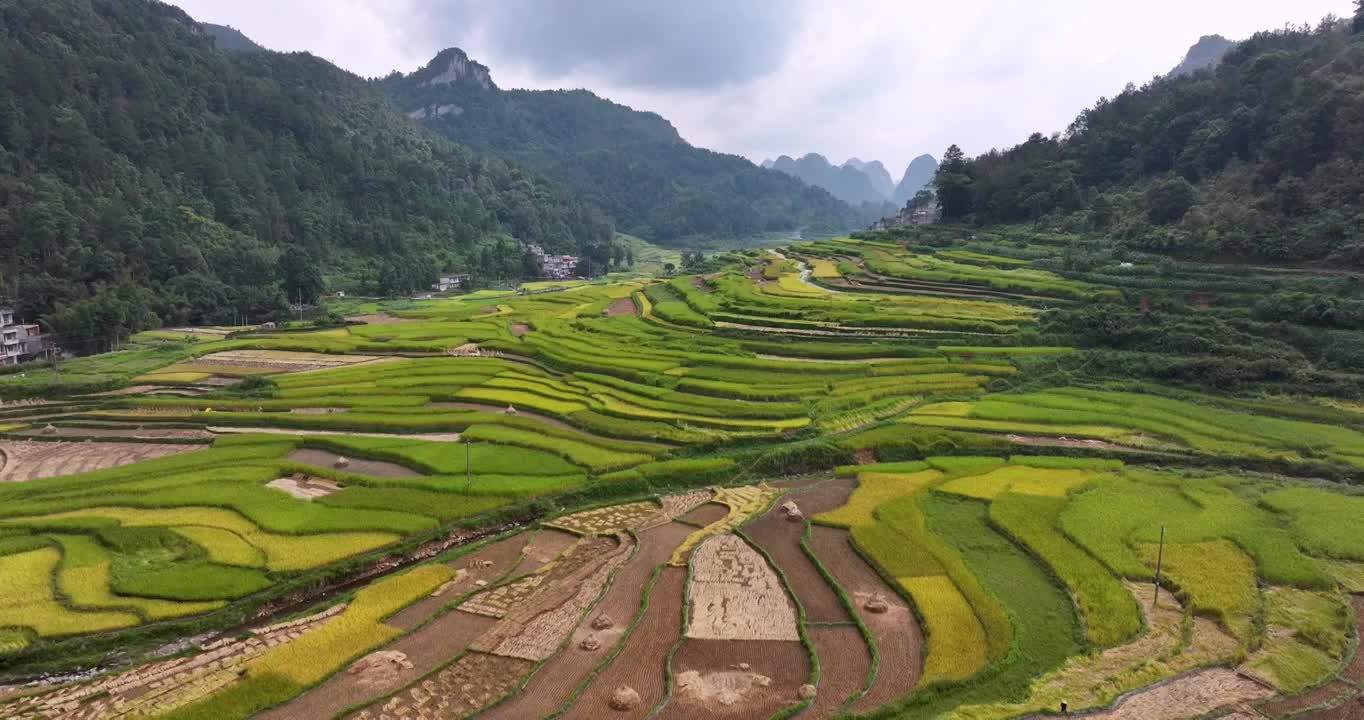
[381,49,862,245]
[765,153,937,209]
[893,154,939,206]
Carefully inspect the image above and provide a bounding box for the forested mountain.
[0,0,614,353]
[892,154,939,206]
[844,158,896,197]
[933,13,1364,265]
[201,23,263,52]
[379,50,863,245]
[769,153,888,206]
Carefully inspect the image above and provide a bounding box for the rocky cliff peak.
[413,48,495,90]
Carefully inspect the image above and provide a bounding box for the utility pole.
[1152,523,1166,607]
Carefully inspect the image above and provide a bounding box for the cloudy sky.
[177,0,1346,177]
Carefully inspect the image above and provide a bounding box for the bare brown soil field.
[559,565,687,720]
[268,610,498,720]
[349,651,532,720]
[384,532,535,629]
[346,313,415,325]
[0,440,196,482]
[479,306,499,314]
[655,639,809,720]
[267,475,340,499]
[678,501,730,527]
[522,528,581,565]
[1262,681,1357,717]
[807,624,873,718]
[1088,668,1274,719]
[1343,596,1364,684]
[604,297,637,316]
[94,384,208,396]
[1314,695,1364,719]
[690,274,716,293]
[481,522,695,719]
[286,448,421,477]
[807,525,923,711]
[510,322,531,337]
[743,479,853,623]
[687,534,800,642]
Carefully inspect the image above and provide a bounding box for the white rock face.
[421,54,491,89]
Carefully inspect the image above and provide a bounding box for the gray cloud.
[402,0,802,90]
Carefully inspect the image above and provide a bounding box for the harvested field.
[679,502,730,527]
[686,534,799,642]
[548,501,661,536]
[0,440,195,482]
[743,479,853,623]
[211,426,464,442]
[287,448,421,477]
[656,639,808,719]
[671,485,784,565]
[604,297,637,317]
[807,525,922,711]
[266,609,500,720]
[267,475,340,499]
[428,401,577,432]
[808,625,872,718]
[474,535,632,661]
[16,425,215,439]
[690,275,715,293]
[1088,668,1274,719]
[187,350,386,373]
[510,322,531,337]
[384,532,536,630]
[461,536,619,619]
[1,603,346,720]
[346,313,415,325]
[349,651,533,720]
[559,565,687,720]
[481,522,695,720]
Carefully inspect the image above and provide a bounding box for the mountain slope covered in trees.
[769,153,888,206]
[0,0,614,352]
[933,13,1364,265]
[380,49,863,245]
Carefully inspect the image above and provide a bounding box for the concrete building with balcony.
[0,309,52,365]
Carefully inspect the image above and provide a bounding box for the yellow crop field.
[815,470,943,528]
[171,526,267,568]
[11,507,399,572]
[938,466,1101,499]
[0,548,139,637]
[901,575,989,685]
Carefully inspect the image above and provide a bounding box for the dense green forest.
[933,11,1364,265]
[379,49,864,245]
[0,0,614,353]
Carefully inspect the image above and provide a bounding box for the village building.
[0,308,52,365]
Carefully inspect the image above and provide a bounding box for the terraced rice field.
[4,239,1364,720]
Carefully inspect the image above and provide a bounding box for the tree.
[278,246,324,303]
[1146,177,1197,225]
[663,262,676,275]
[1355,0,1364,33]
[908,189,935,212]
[933,145,974,221]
